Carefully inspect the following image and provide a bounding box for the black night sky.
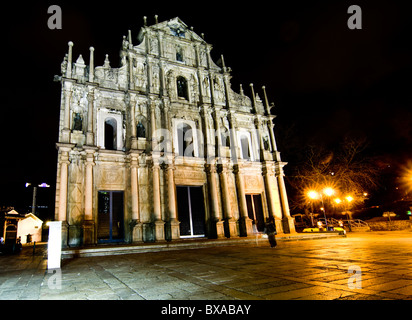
[1,0,411,220]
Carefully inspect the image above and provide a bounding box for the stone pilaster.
[275,162,296,234]
[219,163,238,237]
[61,82,73,143]
[86,88,95,146]
[83,147,96,245]
[207,163,225,239]
[166,163,180,240]
[234,164,253,236]
[130,151,143,243]
[152,157,165,241]
[56,143,75,247]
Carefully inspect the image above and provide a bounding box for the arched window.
[240,135,251,160]
[176,76,188,100]
[177,122,194,157]
[105,117,117,150]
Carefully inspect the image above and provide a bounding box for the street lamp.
[307,187,335,229]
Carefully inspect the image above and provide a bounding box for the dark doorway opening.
[104,118,117,150]
[97,191,124,243]
[246,194,265,232]
[177,186,205,237]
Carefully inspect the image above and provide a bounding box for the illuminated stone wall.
[54,17,295,247]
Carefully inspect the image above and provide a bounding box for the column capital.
[205,163,217,174]
[275,161,288,176]
[56,142,75,150]
[87,89,95,101]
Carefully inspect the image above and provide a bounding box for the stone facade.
[54,17,295,247]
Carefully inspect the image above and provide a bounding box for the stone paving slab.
[0,231,411,300]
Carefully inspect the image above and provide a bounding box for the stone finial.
[76,54,85,65]
[128,30,133,47]
[262,86,270,114]
[104,54,110,68]
[221,54,226,69]
[250,83,256,108]
[239,84,244,96]
[143,16,147,26]
[67,41,74,78]
[89,47,95,82]
[154,15,158,24]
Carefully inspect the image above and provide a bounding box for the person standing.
[265,216,277,248]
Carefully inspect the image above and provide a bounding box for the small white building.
[17,213,43,244]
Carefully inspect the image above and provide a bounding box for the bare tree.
[287,136,379,212]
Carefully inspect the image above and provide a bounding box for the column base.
[239,216,253,237]
[216,220,226,239]
[131,220,143,243]
[168,219,181,240]
[154,220,165,242]
[282,216,296,234]
[83,220,95,245]
[61,221,69,248]
[275,218,283,234]
[224,217,239,238]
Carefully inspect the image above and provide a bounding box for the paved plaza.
[0,231,411,300]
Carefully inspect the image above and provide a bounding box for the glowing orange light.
[323,187,335,197]
[308,190,319,199]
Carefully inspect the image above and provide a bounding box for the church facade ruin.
[54,17,295,247]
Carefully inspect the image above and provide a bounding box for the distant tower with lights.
[54,16,295,247]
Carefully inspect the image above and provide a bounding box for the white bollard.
[48,221,62,269]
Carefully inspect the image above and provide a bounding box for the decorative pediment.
[152,17,205,43]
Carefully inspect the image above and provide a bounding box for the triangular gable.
[24,213,43,223]
[7,209,19,215]
[151,17,205,43]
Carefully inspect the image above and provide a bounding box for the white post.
[48,221,62,269]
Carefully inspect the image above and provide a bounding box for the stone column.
[205,46,216,105]
[56,145,73,247]
[234,164,253,236]
[219,163,237,237]
[207,163,225,238]
[150,100,157,149]
[227,111,240,163]
[83,148,96,244]
[263,162,283,232]
[213,108,223,157]
[62,82,72,143]
[66,41,73,78]
[267,116,278,154]
[128,52,134,90]
[152,158,165,241]
[166,164,180,240]
[276,162,296,233]
[86,88,95,146]
[130,152,143,242]
[130,96,138,150]
[88,47,94,82]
